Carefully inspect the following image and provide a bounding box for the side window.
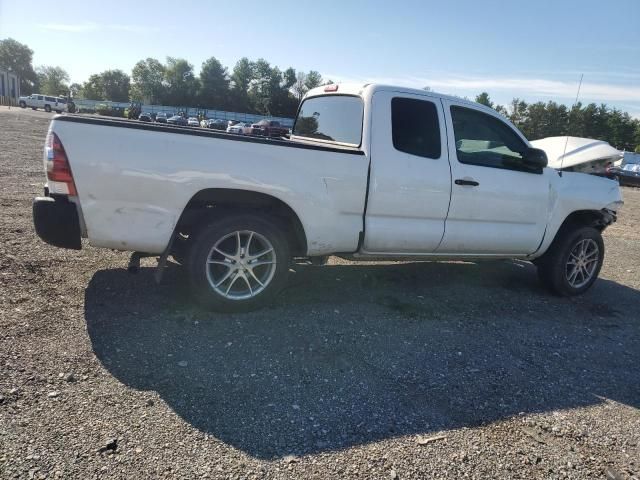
[45,96,55,102]
[37,95,44,100]
[391,97,441,159]
[450,106,528,171]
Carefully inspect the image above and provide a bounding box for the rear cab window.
[293,95,364,146]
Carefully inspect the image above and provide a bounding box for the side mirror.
[522,147,548,173]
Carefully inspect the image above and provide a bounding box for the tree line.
[475,92,640,152]
[0,38,327,118]
[1,37,639,151]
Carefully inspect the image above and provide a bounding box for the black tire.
[31,107,37,110]
[186,214,291,312]
[536,226,604,296]
[19,101,26,108]
[55,110,62,114]
[44,104,51,113]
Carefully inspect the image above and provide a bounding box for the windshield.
[293,95,363,145]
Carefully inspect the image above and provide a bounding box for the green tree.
[544,101,569,137]
[82,74,103,100]
[0,38,38,94]
[521,101,547,139]
[130,58,165,104]
[249,58,275,115]
[199,56,229,109]
[475,92,494,108]
[229,57,254,113]
[163,57,199,107]
[507,98,528,129]
[494,104,508,117]
[481,92,638,150]
[292,71,308,102]
[267,67,296,116]
[69,82,83,99]
[36,66,70,96]
[292,70,323,103]
[98,70,130,102]
[82,70,130,102]
[304,70,322,91]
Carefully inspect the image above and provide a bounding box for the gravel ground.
[0,106,638,479]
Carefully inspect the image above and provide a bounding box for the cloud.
[40,22,157,33]
[40,22,100,32]
[325,73,640,103]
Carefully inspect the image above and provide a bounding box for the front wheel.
[536,226,604,296]
[186,214,291,311]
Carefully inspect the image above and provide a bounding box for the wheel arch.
[557,209,616,234]
[534,208,614,260]
[174,188,308,256]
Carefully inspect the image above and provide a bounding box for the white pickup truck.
[33,83,623,311]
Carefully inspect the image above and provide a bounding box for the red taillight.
[324,84,339,92]
[46,132,77,195]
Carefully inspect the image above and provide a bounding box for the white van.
[18,94,67,113]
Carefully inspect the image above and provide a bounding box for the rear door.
[363,90,451,253]
[437,99,550,255]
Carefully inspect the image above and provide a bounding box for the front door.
[437,99,551,255]
[363,91,452,253]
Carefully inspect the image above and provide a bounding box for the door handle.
[455,179,479,186]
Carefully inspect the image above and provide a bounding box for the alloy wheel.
[205,230,277,300]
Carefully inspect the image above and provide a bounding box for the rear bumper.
[33,196,82,250]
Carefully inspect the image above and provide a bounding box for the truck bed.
[50,114,369,255]
[55,115,364,155]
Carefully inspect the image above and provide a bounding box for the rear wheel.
[44,104,51,113]
[186,215,291,311]
[536,226,604,296]
[19,101,26,108]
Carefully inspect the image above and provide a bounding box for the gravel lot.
[1,106,638,479]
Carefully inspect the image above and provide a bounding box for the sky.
[1,0,639,116]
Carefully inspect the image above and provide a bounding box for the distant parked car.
[138,113,152,122]
[18,93,67,113]
[155,113,168,124]
[205,119,227,130]
[251,119,289,137]
[167,115,188,126]
[187,117,200,127]
[226,122,251,135]
[610,155,640,187]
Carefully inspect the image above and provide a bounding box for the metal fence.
[0,96,18,107]
[73,99,295,127]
